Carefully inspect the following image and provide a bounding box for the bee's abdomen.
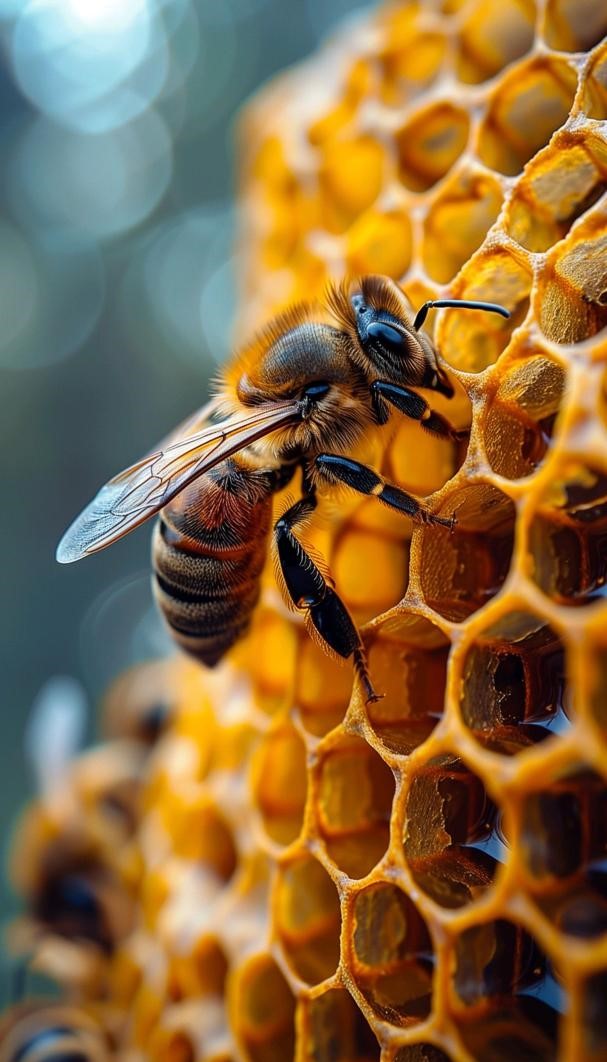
[152,462,275,667]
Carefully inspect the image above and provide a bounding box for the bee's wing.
[56,398,301,563]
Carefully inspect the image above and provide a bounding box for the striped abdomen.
[152,459,276,666]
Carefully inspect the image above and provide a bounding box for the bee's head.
[342,275,454,397]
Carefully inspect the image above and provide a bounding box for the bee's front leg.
[313,453,455,529]
[274,496,381,704]
[371,380,467,441]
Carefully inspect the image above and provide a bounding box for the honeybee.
[57,276,509,702]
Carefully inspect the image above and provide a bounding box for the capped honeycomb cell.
[506,134,607,252]
[539,222,607,344]
[458,610,570,755]
[299,988,379,1061]
[348,882,434,1025]
[252,722,307,846]
[418,483,516,622]
[451,919,562,1061]
[484,353,565,479]
[528,461,607,605]
[520,767,607,938]
[363,614,450,753]
[315,733,394,878]
[403,755,506,908]
[274,854,341,984]
[478,56,578,176]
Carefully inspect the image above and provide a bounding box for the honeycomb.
[5,2,607,1061]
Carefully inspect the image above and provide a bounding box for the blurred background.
[0,0,373,929]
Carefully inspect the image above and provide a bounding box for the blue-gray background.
[0,0,372,933]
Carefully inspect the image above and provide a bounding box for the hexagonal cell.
[395,103,470,193]
[348,882,434,1026]
[346,208,413,280]
[274,854,341,985]
[581,970,607,1057]
[331,525,409,626]
[232,955,295,1062]
[422,170,504,284]
[319,135,385,235]
[459,611,571,756]
[484,355,565,479]
[379,29,447,107]
[168,934,228,1005]
[589,644,607,732]
[299,987,380,1061]
[528,462,607,605]
[316,734,394,879]
[583,42,607,119]
[438,248,531,372]
[543,0,607,51]
[520,768,607,938]
[419,483,516,623]
[451,919,563,1062]
[539,226,607,344]
[295,636,354,738]
[364,613,450,754]
[506,137,607,253]
[159,795,237,882]
[478,57,578,176]
[456,0,535,84]
[404,755,506,909]
[251,723,307,847]
[394,1047,452,1062]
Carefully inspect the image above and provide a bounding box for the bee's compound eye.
[303,382,330,400]
[367,320,408,357]
[351,294,367,315]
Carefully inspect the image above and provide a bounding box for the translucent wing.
[57,398,301,563]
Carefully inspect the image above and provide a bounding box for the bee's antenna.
[413,299,511,332]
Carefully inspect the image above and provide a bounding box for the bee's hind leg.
[274,496,382,704]
[313,453,455,529]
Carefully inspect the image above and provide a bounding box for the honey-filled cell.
[451,919,563,1062]
[419,483,516,622]
[348,881,434,1026]
[403,754,506,909]
[316,733,394,879]
[459,611,571,756]
[274,854,341,985]
[528,461,607,605]
[298,988,380,1062]
[364,613,450,754]
[520,768,607,939]
[484,354,565,480]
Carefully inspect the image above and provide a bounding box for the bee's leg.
[371,380,467,440]
[274,496,382,703]
[313,454,455,529]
